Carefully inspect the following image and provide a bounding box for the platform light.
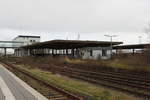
[104,34,118,58]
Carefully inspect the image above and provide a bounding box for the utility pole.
[66,37,68,40]
[77,33,80,40]
[104,34,118,58]
[138,36,142,44]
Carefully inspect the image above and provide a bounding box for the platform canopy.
[113,44,150,49]
[21,40,123,49]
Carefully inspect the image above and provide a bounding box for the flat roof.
[0,41,24,43]
[21,40,123,49]
[113,43,150,49]
[18,35,40,38]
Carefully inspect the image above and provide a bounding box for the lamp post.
[138,36,142,44]
[104,34,118,58]
[77,33,80,40]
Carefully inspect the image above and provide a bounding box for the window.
[33,40,36,42]
[30,40,36,42]
[102,50,107,56]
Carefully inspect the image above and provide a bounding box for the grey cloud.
[0,0,149,33]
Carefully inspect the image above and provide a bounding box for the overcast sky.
[0,0,150,44]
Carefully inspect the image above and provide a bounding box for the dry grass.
[16,64,140,100]
[0,56,147,100]
[66,55,150,72]
[2,54,150,72]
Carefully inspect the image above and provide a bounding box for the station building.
[13,35,40,46]
[14,40,122,60]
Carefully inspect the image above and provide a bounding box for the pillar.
[132,49,135,54]
[52,49,54,56]
[72,49,74,57]
[63,49,65,55]
[116,49,118,55]
[66,49,68,55]
[4,48,6,56]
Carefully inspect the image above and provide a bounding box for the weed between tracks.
[15,64,140,100]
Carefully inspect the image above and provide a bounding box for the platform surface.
[0,64,48,100]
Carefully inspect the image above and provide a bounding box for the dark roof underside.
[0,41,24,43]
[18,35,40,38]
[113,44,150,49]
[22,40,123,49]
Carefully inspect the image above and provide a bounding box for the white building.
[13,35,40,56]
[13,35,40,47]
[80,47,111,60]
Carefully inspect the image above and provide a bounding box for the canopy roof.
[21,40,123,49]
[113,44,150,49]
[18,35,40,38]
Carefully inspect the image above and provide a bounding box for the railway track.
[66,64,150,80]
[0,61,84,100]
[50,65,150,99]
[2,60,150,99]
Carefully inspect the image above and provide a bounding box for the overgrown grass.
[16,64,140,100]
[2,55,150,72]
[66,56,150,72]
